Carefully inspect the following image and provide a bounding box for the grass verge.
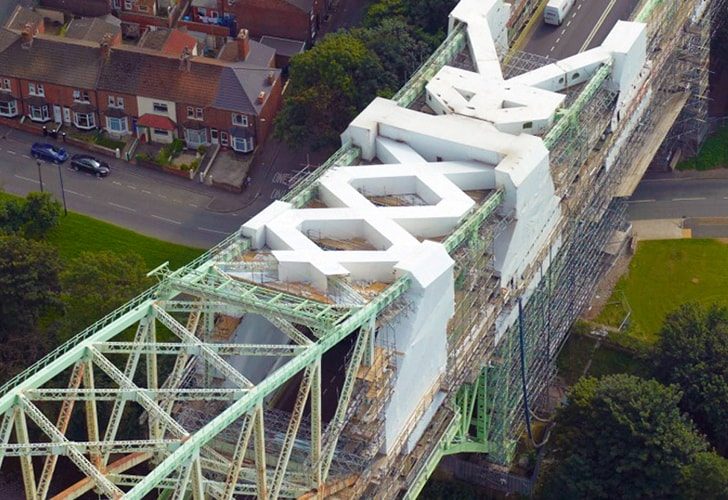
[676,125,728,170]
[595,239,728,345]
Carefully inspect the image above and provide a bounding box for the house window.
[220,131,229,146]
[153,102,168,113]
[153,128,169,136]
[187,106,194,119]
[185,128,207,147]
[197,7,206,15]
[73,89,90,103]
[138,4,148,11]
[109,96,125,109]
[231,136,254,153]
[124,0,132,9]
[29,105,49,122]
[36,84,44,96]
[28,83,35,95]
[187,107,204,120]
[196,107,203,120]
[74,112,95,129]
[0,100,17,117]
[106,116,128,133]
[232,113,247,126]
[1,79,9,91]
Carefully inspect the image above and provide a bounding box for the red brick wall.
[228,0,310,42]
[256,75,282,143]
[0,75,21,97]
[97,90,138,130]
[17,80,99,120]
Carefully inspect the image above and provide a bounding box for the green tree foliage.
[275,33,388,148]
[353,19,432,85]
[537,374,706,499]
[0,234,62,381]
[364,0,458,37]
[678,452,728,499]
[60,250,152,340]
[0,192,61,239]
[655,304,728,454]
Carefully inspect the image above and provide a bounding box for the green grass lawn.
[596,239,728,344]
[676,125,728,170]
[46,211,202,270]
[0,191,203,270]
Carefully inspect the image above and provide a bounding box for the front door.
[63,107,71,124]
[53,105,62,123]
[210,128,219,145]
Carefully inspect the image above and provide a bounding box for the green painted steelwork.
[444,189,505,253]
[393,23,468,107]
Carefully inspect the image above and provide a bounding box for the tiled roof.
[217,39,275,67]
[38,0,111,17]
[0,34,101,88]
[138,113,176,130]
[284,0,313,12]
[0,28,19,52]
[259,35,306,58]
[139,28,197,56]
[65,17,120,44]
[214,65,279,114]
[98,48,226,108]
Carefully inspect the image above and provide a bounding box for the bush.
[197,145,208,155]
[93,132,125,151]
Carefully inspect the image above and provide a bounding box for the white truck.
[544,0,576,25]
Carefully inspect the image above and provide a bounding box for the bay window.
[231,136,254,153]
[74,111,95,129]
[29,104,50,122]
[0,100,17,117]
[106,116,128,134]
[185,128,207,147]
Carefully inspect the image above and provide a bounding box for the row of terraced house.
[0,16,283,154]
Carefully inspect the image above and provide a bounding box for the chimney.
[266,71,275,86]
[236,28,250,61]
[179,46,192,72]
[257,91,266,104]
[20,23,33,49]
[100,33,113,60]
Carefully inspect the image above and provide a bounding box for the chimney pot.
[236,28,250,61]
[257,91,266,103]
[266,71,275,85]
[20,23,34,48]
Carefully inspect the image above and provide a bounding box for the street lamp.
[35,159,44,193]
[56,163,68,216]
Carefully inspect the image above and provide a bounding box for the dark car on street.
[30,143,69,163]
[70,154,111,178]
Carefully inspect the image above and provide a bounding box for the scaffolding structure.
[0,1,721,499]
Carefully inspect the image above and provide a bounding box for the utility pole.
[56,163,68,215]
[36,159,44,192]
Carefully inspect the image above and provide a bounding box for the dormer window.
[187,106,203,120]
[232,113,247,126]
[108,96,124,109]
[1,79,9,91]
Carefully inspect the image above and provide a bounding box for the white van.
[544,0,576,25]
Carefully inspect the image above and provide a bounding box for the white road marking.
[109,202,137,212]
[22,154,31,159]
[158,194,168,199]
[577,3,582,9]
[127,185,137,190]
[550,46,556,52]
[188,203,198,208]
[197,226,229,235]
[66,189,90,199]
[723,196,728,200]
[567,20,572,27]
[7,150,16,155]
[113,181,122,185]
[672,197,707,202]
[151,214,181,225]
[561,29,566,35]
[556,37,561,43]
[142,189,152,194]
[14,174,39,184]
[628,199,656,203]
[579,0,618,52]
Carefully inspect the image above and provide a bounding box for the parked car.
[30,143,69,164]
[70,154,111,178]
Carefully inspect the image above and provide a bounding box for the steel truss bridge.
[0,0,721,497]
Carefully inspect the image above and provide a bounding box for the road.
[0,125,250,248]
[629,176,728,222]
[524,0,640,59]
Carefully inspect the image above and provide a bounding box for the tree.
[353,19,433,86]
[678,452,728,499]
[405,0,460,37]
[275,33,388,148]
[537,374,706,499]
[0,234,62,382]
[22,192,62,239]
[654,304,728,454]
[0,192,61,239]
[60,251,152,340]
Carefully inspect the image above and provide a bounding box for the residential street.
[0,125,321,248]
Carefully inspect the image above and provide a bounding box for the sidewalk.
[643,166,728,181]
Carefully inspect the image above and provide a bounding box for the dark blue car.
[31,143,69,164]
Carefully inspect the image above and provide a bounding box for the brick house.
[190,0,327,44]
[0,30,102,130]
[0,26,282,154]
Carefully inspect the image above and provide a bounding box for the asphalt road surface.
[524,0,641,59]
[0,126,247,249]
[628,176,728,221]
